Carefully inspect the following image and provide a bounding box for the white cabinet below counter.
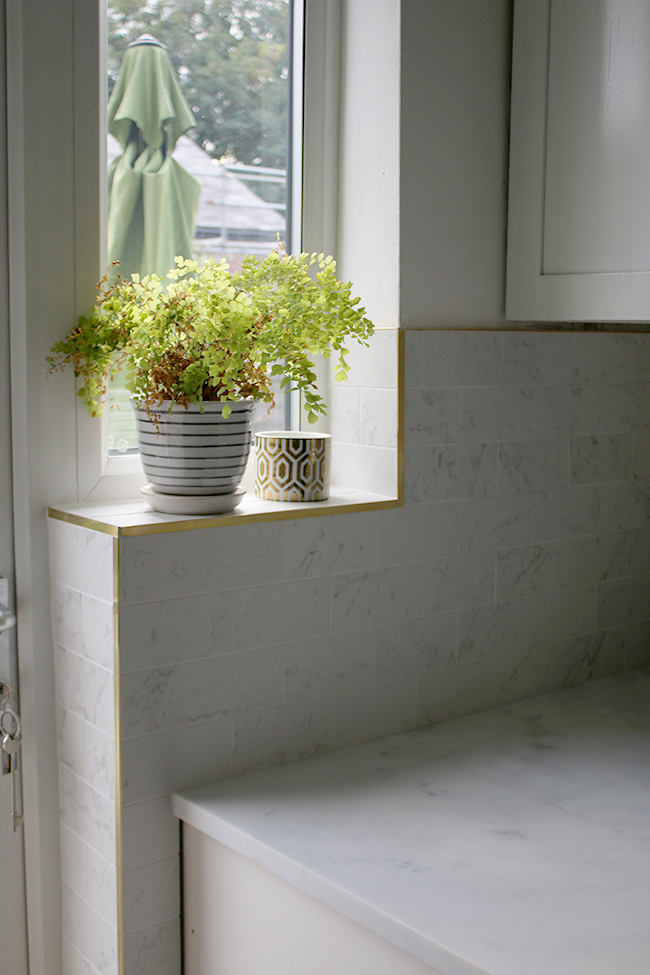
[507,0,650,322]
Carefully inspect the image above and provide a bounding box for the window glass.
[105,0,294,456]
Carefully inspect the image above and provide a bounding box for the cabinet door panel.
[507,0,650,320]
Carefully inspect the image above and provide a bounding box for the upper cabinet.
[506,0,650,322]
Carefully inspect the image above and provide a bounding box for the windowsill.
[48,487,399,537]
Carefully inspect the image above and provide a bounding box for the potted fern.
[48,249,373,509]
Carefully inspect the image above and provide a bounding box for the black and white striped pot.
[133,400,254,495]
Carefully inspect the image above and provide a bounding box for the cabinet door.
[507,0,650,321]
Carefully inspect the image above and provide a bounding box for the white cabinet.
[507,0,650,322]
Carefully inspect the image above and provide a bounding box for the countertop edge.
[172,791,491,975]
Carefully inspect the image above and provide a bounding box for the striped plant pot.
[133,400,254,495]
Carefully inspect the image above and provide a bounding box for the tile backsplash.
[49,330,650,975]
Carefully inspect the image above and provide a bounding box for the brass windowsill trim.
[48,497,400,537]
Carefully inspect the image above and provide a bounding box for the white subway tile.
[232,698,330,775]
[421,443,498,502]
[120,593,232,674]
[336,329,398,388]
[404,388,459,445]
[498,438,568,495]
[534,486,599,541]
[359,388,398,446]
[56,646,114,737]
[404,330,423,387]
[497,542,566,600]
[627,527,650,575]
[502,333,574,386]
[122,797,178,870]
[376,614,457,678]
[418,551,496,616]
[123,918,180,975]
[416,659,498,726]
[120,719,232,804]
[120,534,181,605]
[597,574,650,629]
[530,586,597,646]
[123,858,179,933]
[564,533,628,587]
[121,647,284,737]
[80,596,114,671]
[572,334,638,385]
[48,520,114,601]
[178,522,285,595]
[421,331,503,387]
[59,706,86,779]
[231,578,332,650]
[329,678,416,749]
[284,630,376,703]
[600,383,650,432]
[331,442,397,495]
[459,495,533,554]
[285,512,378,579]
[331,563,422,632]
[378,502,458,565]
[458,598,531,662]
[570,433,633,486]
[60,765,116,865]
[460,386,534,443]
[84,724,115,800]
[403,446,422,505]
[598,481,650,532]
[624,620,650,669]
[63,885,117,975]
[51,583,82,652]
[329,385,359,443]
[534,385,602,438]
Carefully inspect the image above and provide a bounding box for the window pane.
[104,0,294,456]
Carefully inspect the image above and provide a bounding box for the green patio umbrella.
[107,34,201,280]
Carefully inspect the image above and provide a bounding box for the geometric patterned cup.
[254,431,331,501]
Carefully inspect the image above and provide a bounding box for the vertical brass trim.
[397,328,405,505]
[112,535,125,975]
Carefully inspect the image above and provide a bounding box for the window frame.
[73,0,340,502]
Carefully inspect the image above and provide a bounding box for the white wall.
[400,0,512,327]
[337,0,401,327]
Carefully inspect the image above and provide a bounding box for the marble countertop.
[173,668,650,975]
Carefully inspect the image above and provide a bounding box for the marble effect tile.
[120,593,232,674]
[122,797,179,870]
[283,630,376,703]
[285,512,378,580]
[232,698,330,775]
[120,719,232,805]
[174,669,650,975]
[359,388,398,447]
[123,918,180,975]
[460,386,534,442]
[421,443,497,502]
[48,520,114,601]
[123,858,179,933]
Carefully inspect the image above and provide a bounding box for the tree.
[107,0,289,174]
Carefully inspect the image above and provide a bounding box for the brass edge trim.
[119,499,400,536]
[48,507,120,537]
[397,329,405,506]
[112,536,125,975]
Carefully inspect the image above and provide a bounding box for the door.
[0,0,29,969]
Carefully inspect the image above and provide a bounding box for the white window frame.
[74,0,341,502]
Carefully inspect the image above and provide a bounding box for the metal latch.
[1,599,23,831]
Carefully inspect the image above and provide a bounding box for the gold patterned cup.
[254,431,331,501]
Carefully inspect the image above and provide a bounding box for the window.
[103,0,300,462]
